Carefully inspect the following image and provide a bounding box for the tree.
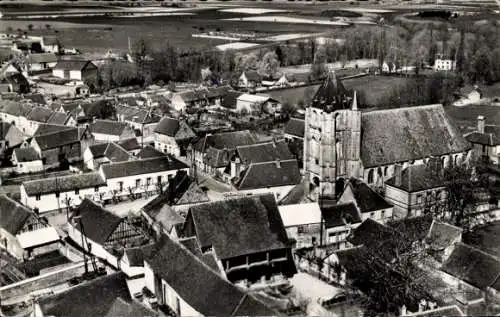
[27,24,34,31]
[257,51,280,78]
[132,38,150,83]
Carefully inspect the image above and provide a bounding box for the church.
[303,72,471,199]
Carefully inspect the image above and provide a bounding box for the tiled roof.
[0,121,13,139]
[441,242,500,289]
[0,194,33,235]
[185,194,290,259]
[343,178,393,213]
[37,272,133,317]
[402,305,465,317]
[33,128,79,150]
[29,53,58,64]
[361,105,471,168]
[279,183,310,206]
[91,119,129,136]
[46,112,68,125]
[34,123,74,136]
[71,199,122,244]
[387,215,434,243]
[177,85,232,103]
[194,130,257,153]
[320,202,362,228]
[123,243,158,267]
[284,117,304,138]
[101,156,188,179]
[1,101,32,116]
[137,146,164,159]
[466,125,500,146]
[23,172,106,196]
[220,90,243,109]
[13,147,39,162]
[104,297,158,317]
[154,117,179,137]
[117,138,140,152]
[426,220,462,251]
[145,234,277,317]
[124,109,161,125]
[88,143,109,158]
[310,71,350,111]
[385,164,447,192]
[26,106,54,123]
[104,142,131,162]
[54,60,95,71]
[236,159,301,190]
[236,139,294,164]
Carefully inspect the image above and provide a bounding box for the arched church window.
[335,139,342,159]
[377,167,383,176]
[367,169,374,184]
[384,166,388,176]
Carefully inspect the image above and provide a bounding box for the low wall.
[0,262,86,303]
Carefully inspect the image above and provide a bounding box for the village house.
[144,234,276,317]
[91,119,136,142]
[52,60,98,81]
[262,73,291,88]
[20,172,107,214]
[170,85,233,112]
[235,93,281,115]
[21,106,76,136]
[192,130,258,176]
[238,70,262,89]
[179,194,297,285]
[337,177,394,223]
[434,56,456,71]
[123,110,160,145]
[385,163,448,218]
[0,195,60,261]
[278,202,322,249]
[137,146,165,159]
[11,147,43,174]
[465,115,500,164]
[28,53,58,73]
[321,202,362,249]
[30,127,82,169]
[303,72,471,199]
[2,72,30,94]
[232,158,302,201]
[0,121,24,155]
[284,117,305,142]
[32,272,157,317]
[382,60,400,73]
[83,141,134,171]
[453,85,482,107]
[98,156,189,201]
[154,116,196,157]
[67,199,152,275]
[41,36,60,54]
[0,101,33,128]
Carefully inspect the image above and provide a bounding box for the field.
[268,75,414,107]
[445,104,500,131]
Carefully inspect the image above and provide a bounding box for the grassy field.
[268,75,414,107]
[445,104,500,132]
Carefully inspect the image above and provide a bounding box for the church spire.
[310,69,349,112]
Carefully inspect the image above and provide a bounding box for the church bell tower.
[303,71,362,199]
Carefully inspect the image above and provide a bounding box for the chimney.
[233,157,241,178]
[477,115,485,133]
[275,158,281,168]
[394,164,402,187]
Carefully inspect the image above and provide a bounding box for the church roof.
[310,71,350,112]
[361,104,470,168]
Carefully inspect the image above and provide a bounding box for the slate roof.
[33,128,79,150]
[92,119,129,136]
[23,172,106,196]
[88,143,109,158]
[426,220,462,251]
[101,156,188,179]
[344,178,393,213]
[441,243,500,289]
[310,71,351,112]
[361,105,471,168]
[154,117,179,137]
[137,146,164,159]
[0,194,33,235]
[236,139,294,164]
[236,159,301,190]
[145,234,277,317]
[284,117,305,138]
[466,125,500,146]
[13,147,39,162]
[185,194,290,259]
[71,199,122,244]
[54,60,96,71]
[385,164,447,192]
[29,53,58,64]
[220,90,243,109]
[37,272,133,317]
[104,142,131,162]
[117,138,140,152]
[321,202,362,228]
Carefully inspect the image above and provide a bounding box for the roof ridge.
[362,104,443,116]
[249,159,296,166]
[457,242,500,262]
[237,139,285,149]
